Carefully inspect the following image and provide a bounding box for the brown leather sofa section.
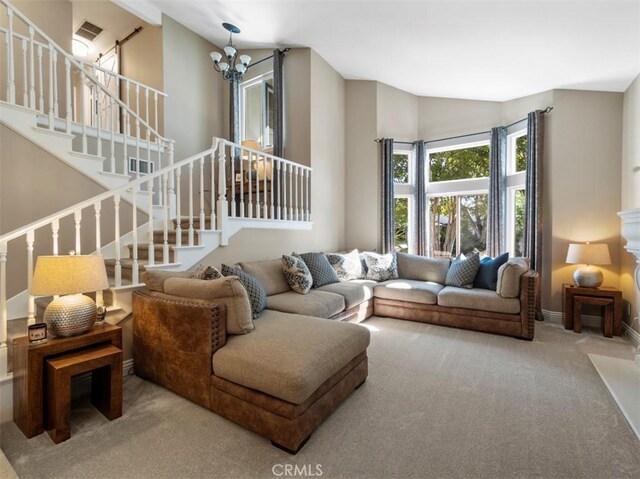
[132,290,368,453]
[373,271,538,340]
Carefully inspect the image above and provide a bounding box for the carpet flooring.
[2,319,639,479]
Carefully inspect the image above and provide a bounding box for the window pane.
[429,196,457,258]
[514,189,526,256]
[394,197,409,253]
[429,145,490,182]
[460,194,488,256]
[516,135,527,172]
[393,153,409,183]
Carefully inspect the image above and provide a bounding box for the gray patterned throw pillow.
[282,254,313,294]
[445,253,481,289]
[362,251,399,281]
[221,264,267,319]
[297,252,340,288]
[325,249,363,281]
[191,264,223,280]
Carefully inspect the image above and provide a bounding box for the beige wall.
[345,81,378,251]
[162,15,224,161]
[621,73,640,333]
[377,82,418,141]
[546,90,623,311]
[120,21,164,135]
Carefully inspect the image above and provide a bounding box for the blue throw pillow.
[473,252,509,290]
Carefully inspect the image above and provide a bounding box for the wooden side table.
[562,284,622,337]
[45,344,122,443]
[13,324,122,439]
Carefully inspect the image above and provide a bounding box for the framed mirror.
[240,72,274,151]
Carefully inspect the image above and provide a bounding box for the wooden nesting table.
[562,284,622,338]
[13,324,122,441]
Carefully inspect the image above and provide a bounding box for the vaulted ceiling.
[113,0,640,101]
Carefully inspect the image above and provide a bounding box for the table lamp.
[31,254,109,337]
[566,242,611,288]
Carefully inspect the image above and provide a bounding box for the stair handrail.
[217,138,312,171]
[0,0,171,145]
[0,25,168,101]
[0,139,222,244]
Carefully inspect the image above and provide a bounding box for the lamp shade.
[566,243,611,265]
[32,255,109,296]
[210,51,222,63]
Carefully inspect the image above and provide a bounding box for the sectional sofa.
[132,252,537,453]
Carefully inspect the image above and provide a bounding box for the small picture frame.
[28,323,47,343]
[235,173,242,182]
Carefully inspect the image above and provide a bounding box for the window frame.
[505,121,527,256]
[424,133,491,258]
[392,144,414,186]
[240,71,274,147]
[392,144,415,253]
[393,194,413,254]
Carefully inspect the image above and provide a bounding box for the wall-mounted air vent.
[75,21,103,42]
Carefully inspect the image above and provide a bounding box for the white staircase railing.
[0,0,173,178]
[0,137,312,375]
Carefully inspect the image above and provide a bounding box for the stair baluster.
[270,158,275,220]
[162,173,169,263]
[288,163,293,220]
[21,37,27,106]
[199,156,206,234]
[28,26,35,108]
[51,219,59,255]
[263,156,268,219]
[114,194,122,287]
[37,44,43,113]
[47,44,54,129]
[74,210,82,254]
[255,153,261,220]
[210,152,216,227]
[0,241,7,376]
[238,150,244,218]
[6,7,15,103]
[131,185,139,284]
[276,160,281,220]
[247,149,252,219]
[146,177,155,267]
[175,168,182,247]
[188,163,195,246]
[26,231,34,323]
[64,57,71,133]
[96,87,102,158]
[52,50,58,117]
[80,71,88,153]
[110,97,116,172]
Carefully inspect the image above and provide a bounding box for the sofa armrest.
[519,270,538,339]
[132,289,226,409]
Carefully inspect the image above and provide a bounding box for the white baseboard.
[0,359,134,425]
[543,309,640,348]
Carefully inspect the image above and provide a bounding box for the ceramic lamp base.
[44,294,97,337]
[573,265,604,288]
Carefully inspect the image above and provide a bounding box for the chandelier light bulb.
[239,54,251,66]
[210,51,222,63]
[224,46,236,58]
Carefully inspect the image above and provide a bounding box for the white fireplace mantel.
[619,208,640,289]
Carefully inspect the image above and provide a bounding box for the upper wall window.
[429,143,490,182]
[508,129,527,174]
[393,152,412,184]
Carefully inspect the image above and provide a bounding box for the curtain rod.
[375,106,553,146]
[247,48,291,70]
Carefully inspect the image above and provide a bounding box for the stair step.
[127,243,176,262]
[173,217,213,230]
[152,229,192,245]
[104,258,148,282]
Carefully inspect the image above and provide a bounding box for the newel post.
[216,139,229,244]
[0,241,8,376]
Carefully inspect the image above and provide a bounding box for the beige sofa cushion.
[237,259,291,296]
[437,286,521,315]
[397,253,450,284]
[213,310,370,404]
[164,277,254,334]
[374,279,444,304]
[266,290,345,318]
[496,258,530,298]
[318,280,375,309]
[141,270,194,292]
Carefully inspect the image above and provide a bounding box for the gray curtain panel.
[272,49,285,158]
[414,140,427,256]
[487,127,507,257]
[381,138,395,254]
[524,110,544,321]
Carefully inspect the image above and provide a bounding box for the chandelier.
[210,23,251,82]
